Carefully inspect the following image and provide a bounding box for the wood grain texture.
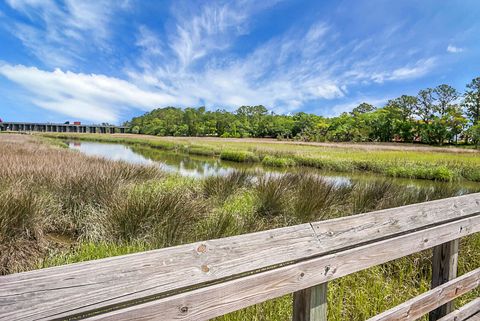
[467,313,480,321]
[0,224,319,321]
[311,193,480,253]
[86,214,480,321]
[430,240,460,321]
[366,268,480,321]
[292,283,327,321]
[1,193,479,321]
[437,298,480,321]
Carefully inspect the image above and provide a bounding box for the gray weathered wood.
[365,267,480,321]
[430,239,460,321]
[467,313,480,321]
[311,193,480,253]
[437,297,480,321]
[292,283,327,321]
[1,193,479,321]
[86,214,480,321]
[0,224,319,321]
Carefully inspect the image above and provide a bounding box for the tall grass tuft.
[0,183,51,274]
[291,174,349,222]
[255,174,295,219]
[202,170,251,201]
[104,181,205,247]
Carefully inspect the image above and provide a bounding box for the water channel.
[67,141,480,193]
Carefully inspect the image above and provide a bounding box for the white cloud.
[447,45,464,53]
[369,58,436,83]
[1,0,441,121]
[0,64,182,123]
[3,0,125,67]
[129,20,345,115]
[129,5,436,115]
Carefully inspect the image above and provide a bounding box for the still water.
[68,141,480,192]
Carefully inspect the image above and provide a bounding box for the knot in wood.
[201,264,210,273]
[180,306,189,314]
[324,265,330,275]
[197,244,207,253]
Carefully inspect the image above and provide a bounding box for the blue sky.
[0,0,479,125]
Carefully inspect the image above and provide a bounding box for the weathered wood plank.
[366,268,480,321]
[311,193,480,253]
[292,283,327,321]
[430,240,460,321]
[437,297,480,321]
[1,193,479,320]
[467,313,480,321]
[0,224,319,321]
[86,214,480,321]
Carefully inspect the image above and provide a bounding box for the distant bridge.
[0,122,126,134]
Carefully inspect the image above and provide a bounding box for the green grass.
[2,133,479,320]
[261,155,297,167]
[38,133,480,181]
[220,150,260,162]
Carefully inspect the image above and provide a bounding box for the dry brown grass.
[0,134,164,273]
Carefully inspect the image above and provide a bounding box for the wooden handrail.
[366,268,480,321]
[437,298,480,321]
[1,193,480,321]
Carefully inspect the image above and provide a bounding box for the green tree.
[416,88,436,123]
[466,124,480,147]
[463,77,480,125]
[351,102,376,116]
[434,84,459,116]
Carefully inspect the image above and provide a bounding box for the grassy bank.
[39,133,480,181]
[1,134,479,320]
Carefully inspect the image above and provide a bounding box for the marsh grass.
[202,170,251,201]
[220,150,260,162]
[2,134,479,320]
[104,181,206,247]
[292,174,349,221]
[40,133,480,181]
[261,155,297,167]
[0,134,164,273]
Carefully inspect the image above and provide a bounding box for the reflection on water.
[68,141,240,178]
[68,141,480,192]
[69,141,154,166]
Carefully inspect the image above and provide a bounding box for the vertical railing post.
[292,283,327,321]
[428,239,459,321]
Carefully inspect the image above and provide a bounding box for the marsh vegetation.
[1,134,479,320]
[44,132,480,182]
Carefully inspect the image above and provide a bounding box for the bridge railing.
[1,193,479,321]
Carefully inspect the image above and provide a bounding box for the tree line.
[126,77,480,146]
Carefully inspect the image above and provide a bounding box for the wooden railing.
[1,193,480,321]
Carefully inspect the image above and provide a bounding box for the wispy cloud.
[370,58,437,83]
[128,3,437,115]
[3,0,126,67]
[447,45,464,53]
[0,0,444,122]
